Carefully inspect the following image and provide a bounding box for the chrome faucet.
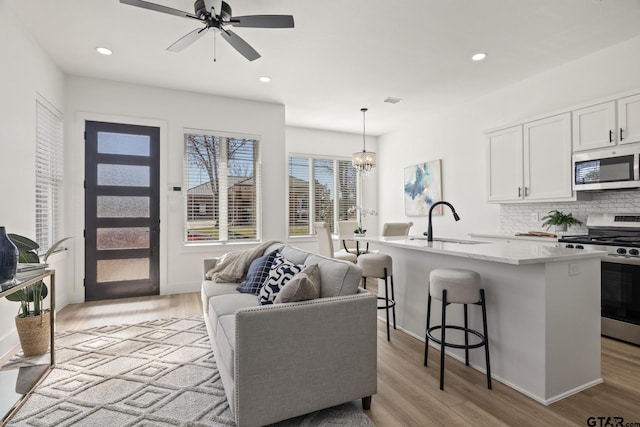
[424,201,460,242]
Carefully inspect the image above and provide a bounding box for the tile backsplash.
[500,190,640,235]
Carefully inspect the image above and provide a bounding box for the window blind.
[184,131,259,242]
[288,155,357,237]
[35,97,64,254]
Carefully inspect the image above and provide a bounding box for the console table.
[0,270,55,426]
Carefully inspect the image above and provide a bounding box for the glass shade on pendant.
[352,150,377,173]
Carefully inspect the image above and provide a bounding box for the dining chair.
[314,222,357,263]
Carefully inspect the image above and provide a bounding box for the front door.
[84,121,160,301]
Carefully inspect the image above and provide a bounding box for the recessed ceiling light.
[384,97,403,104]
[259,76,271,83]
[96,47,112,56]
[471,52,487,62]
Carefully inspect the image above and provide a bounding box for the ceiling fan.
[120,0,294,61]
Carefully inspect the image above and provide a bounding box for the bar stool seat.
[424,268,492,390]
[357,253,396,341]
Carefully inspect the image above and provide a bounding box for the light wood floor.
[56,292,640,427]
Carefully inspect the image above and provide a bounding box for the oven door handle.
[604,254,640,265]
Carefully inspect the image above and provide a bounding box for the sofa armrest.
[202,257,220,280]
[233,290,377,426]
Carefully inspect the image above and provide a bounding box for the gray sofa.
[200,243,377,426]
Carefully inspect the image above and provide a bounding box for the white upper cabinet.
[487,125,523,202]
[487,113,573,203]
[572,101,616,151]
[619,93,640,145]
[523,113,573,201]
[573,93,640,151]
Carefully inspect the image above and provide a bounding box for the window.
[184,130,260,242]
[35,96,64,254]
[288,155,357,236]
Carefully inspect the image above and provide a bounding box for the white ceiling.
[7,0,640,135]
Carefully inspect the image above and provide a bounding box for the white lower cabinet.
[487,112,574,203]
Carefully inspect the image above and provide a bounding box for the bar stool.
[423,268,492,390]
[357,253,396,341]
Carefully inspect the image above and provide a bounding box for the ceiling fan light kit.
[120,0,294,61]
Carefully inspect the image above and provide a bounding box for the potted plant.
[348,206,378,237]
[5,234,70,356]
[541,210,583,232]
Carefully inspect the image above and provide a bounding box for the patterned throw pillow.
[236,250,279,294]
[258,253,304,305]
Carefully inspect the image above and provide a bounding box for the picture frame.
[403,159,442,216]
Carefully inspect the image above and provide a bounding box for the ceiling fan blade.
[167,27,209,52]
[229,15,294,28]
[120,0,200,20]
[220,30,261,61]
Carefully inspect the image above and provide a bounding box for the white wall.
[64,76,286,302]
[285,126,379,252]
[378,34,640,239]
[0,1,67,356]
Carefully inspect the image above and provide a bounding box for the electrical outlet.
[531,213,539,221]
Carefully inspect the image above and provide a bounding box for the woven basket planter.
[15,310,50,357]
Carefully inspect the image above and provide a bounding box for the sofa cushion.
[201,281,241,315]
[258,253,304,305]
[304,254,361,297]
[236,250,279,294]
[216,314,236,378]
[280,246,310,265]
[208,293,260,333]
[274,264,321,304]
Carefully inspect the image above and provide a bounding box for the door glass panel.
[97,132,150,156]
[97,196,150,218]
[97,258,149,282]
[97,164,150,187]
[97,227,150,250]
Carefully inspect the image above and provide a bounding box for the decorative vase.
[555,224,568,233]
[0,226,19,284]
[15,311,50,357]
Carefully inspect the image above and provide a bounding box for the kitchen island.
[359,236,605,405]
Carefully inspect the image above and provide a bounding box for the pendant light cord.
[361,107,368,151]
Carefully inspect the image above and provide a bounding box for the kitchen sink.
[410,237,490,245]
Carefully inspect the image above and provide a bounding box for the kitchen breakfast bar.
[359,236,606,405]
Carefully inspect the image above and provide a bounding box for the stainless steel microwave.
[573,146,640,191]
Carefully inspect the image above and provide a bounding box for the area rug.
[3,316,374,426]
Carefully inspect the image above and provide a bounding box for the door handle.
[524,186,529,197]
[518,187,522,197]
[620,128,624,141]
[609,130,614,143]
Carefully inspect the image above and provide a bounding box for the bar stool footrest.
[426,325,487,350]
[376,296,396,310]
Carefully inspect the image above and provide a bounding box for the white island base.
[365,237,603,405]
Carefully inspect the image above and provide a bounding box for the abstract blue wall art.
[403,160,442,216]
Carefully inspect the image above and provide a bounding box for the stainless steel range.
[559,213,640,345]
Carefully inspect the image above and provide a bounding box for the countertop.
[468,232,560,243]
[358,235,605,265]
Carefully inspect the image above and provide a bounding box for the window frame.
[287,153,359,238]
[35,94,64,255]
[183,128,261,245]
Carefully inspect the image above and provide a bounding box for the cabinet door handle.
[524,186,529,197]
[609,130,614,143]
[620,128,624,141]
[518,187,522,197]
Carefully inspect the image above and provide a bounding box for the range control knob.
[565,244,574,249]
[575,245,584,249]
[629,249,639,256]
[617,248,627,255]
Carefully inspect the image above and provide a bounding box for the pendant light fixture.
[352,107,377,174]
